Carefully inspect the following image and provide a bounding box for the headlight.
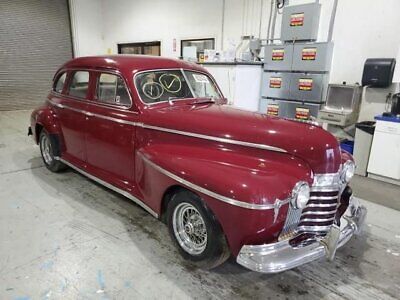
[291,181,310,209]
[341,160,355,183]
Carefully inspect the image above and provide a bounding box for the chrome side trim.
[140,154,290,213]
[55,157,158,218]
[47,99,139,126]
[139,124,287,153]
[47,99,287,154]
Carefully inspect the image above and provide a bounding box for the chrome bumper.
[236,198,367,273]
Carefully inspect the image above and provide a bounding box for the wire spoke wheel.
[172,202,207,255]
[40,134,53,165]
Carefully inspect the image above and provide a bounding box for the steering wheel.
[142,82,164,100]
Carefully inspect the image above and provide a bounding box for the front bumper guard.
[236,198,367,273]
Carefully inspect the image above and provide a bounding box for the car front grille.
[279,185,341,242]
[297,190,339,233]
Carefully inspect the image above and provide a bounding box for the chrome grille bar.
[301,209,337,215]
[279,174,344,242]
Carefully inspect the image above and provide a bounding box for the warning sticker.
[298,78,313,91]
[302,48,317,60]
[267,104,279,116]
[269,77,282,89]
[193,74,209,83]
[295,107,310,120]
[272,49,285,61]
[290,13,304,27]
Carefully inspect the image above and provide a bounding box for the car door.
[50,70,90,164]
[84,70,137,190]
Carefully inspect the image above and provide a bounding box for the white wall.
[69,0,104,57]
[71,0,400,82]
[101,0,224,57]
[70,0,400,119]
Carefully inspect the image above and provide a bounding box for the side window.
[54,73,66,93]
[68,71,90,99]
[97,73,131,106]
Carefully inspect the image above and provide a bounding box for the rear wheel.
[167,189,230,269]
[39,130,66,172]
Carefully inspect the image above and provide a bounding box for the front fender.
[136,137,313,255]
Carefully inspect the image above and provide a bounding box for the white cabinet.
[367,120,400,180]
[200,62,263,112]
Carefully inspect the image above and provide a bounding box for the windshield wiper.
[192,97,216,105]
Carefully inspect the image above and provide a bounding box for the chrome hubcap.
[40,135,53,165]
[172,203,207,255]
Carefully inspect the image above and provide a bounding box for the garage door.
[0,0,73,111]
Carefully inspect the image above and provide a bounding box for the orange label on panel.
[298,78,313,91]
[290,13,304,27]
[269,77,282,89]
[302,48,317,60]
[272,49,285,61]
[295,107,310,120]
[267,104,279,116]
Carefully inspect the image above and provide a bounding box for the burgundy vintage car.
[29,55,366,273]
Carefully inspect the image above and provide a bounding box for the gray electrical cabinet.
[262,72,291,99]
[290,73,328,103]
[264,44,293,71]
[281,3,321,41]
[260,2,332,121]
[292,42,333,72]
[260,98,322,120]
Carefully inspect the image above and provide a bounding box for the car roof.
[60,55,207,75]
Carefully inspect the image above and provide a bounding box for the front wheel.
[167,189,230,269]
[39,130,66,172]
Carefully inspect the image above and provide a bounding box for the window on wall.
[118,41,161,56]
[180,38,215,61]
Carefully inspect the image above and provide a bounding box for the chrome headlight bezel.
[341,160,355,183]
[291,181,310,209]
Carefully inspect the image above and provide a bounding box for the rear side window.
[97,73,131,106]
[54,73,66,93]
[68,71,90,99]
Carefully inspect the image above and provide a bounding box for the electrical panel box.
[264,44,293,71]
[260,98,321,120]
[281,3,321,42]
[262,72,291,99]
[289,73,327,103]
[292,42,333,72]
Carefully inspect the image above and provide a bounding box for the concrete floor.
[1,110,400,299]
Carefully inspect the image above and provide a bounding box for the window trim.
[66,70,91,100]
[133,68,223,106]
[93,70,133,109]
[53,72,67,94]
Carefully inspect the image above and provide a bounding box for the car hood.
[142,103,342,174]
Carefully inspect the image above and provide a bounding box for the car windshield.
[135,69,222,104]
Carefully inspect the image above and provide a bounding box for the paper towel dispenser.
[361,58,396,88]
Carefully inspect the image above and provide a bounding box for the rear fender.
[135,139,313,255]
[31,103,63,147]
